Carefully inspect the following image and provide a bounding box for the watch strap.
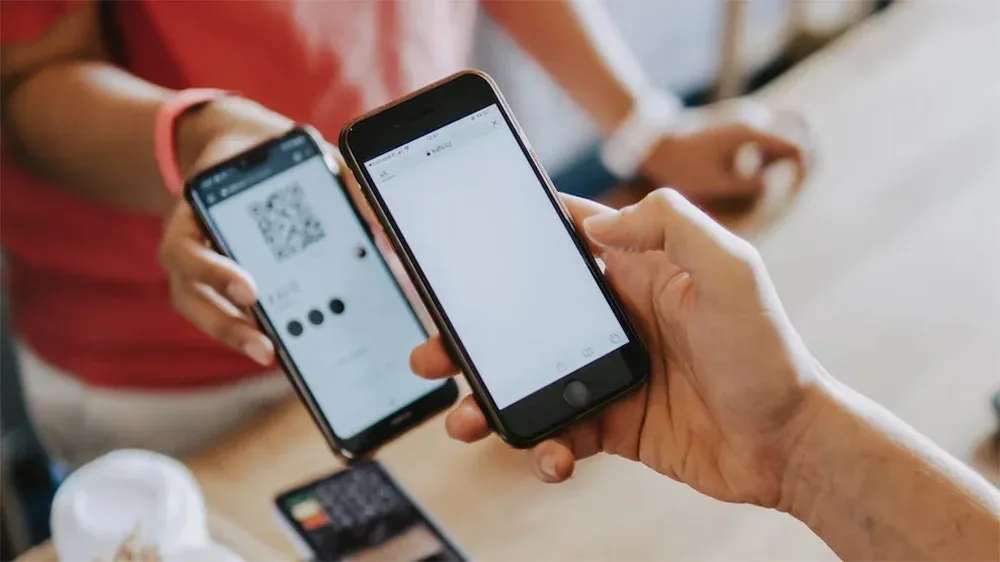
[154,88,228,195]
[600,90,683,180]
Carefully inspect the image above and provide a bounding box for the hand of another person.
[640,99,808,205]
[157,97,390,366]
[410,189,825,508]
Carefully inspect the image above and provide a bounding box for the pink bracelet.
[154,88,228,195]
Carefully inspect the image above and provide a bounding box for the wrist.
[596,90,638,136]
[174,101,220,181]
[599,89,682,181]
[776,375,856,520]
[174,96,292,180]
[637,133,681,184]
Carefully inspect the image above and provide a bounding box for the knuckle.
[209,317,241,345]
[188,248,232,288]
[168,284,184,311]
[734,237,762,263]
[192,259,221,286]
[168,284,204,323]
[647,188,674,208]
[725,240,765,284]
[169,284,240,346]
[646,188,682,218]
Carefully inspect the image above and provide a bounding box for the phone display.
[274,461,465,561]
[186,130,457,459]
[341,72,649,446]
[366,104,629,408]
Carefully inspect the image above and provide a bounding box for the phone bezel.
[184,127,458,462]
[273,460,467,560]
[339,71,650,448]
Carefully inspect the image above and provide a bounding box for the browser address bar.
[370,108,504,183]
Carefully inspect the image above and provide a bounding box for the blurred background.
[483,0,890,194]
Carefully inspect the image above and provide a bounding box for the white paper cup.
[51,449,211,561]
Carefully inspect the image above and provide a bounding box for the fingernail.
[582,213,618,239]
[734,142,763,180]
[243,337,273,366]
[539,455,559,482]
[227,281,255,304]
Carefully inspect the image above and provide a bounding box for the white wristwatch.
[599,89,683,180]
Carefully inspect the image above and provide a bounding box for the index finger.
[559,193,616,254]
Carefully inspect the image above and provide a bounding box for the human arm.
[785,379,1000,560]
[1,2,176,214]
[411,189,999,560]
[483,0,806,198]
[1,2,293,362]
[481,0,640,134]
[0,2,284,215]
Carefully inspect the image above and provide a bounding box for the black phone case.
[183,127,457,461]
[338,70,649,449]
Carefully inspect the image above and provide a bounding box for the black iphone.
[340,71,650,448]
[185,127,457,460]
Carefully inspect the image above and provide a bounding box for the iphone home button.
[562,381,589,408]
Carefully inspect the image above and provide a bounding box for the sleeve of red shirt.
[0,0,86,44]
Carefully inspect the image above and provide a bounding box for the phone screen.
[276,462,464,561]
[363,105,629,410]
[189,134,445,440]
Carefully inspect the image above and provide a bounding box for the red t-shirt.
[0,0,475,388]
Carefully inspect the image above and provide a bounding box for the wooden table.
[188,2,1000,559]
[17,512,285,561]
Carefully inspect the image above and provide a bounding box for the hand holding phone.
[412,186,832,507]
[160,98,296,366]
[161,97,395,366]
[179,128,457,459]
[340,71,650,448]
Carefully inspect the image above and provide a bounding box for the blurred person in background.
[0,0,805,467]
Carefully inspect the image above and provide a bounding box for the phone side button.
[562,381,589,408]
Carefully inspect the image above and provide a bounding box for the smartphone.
[185,128,458,460]
[274,460,466,561]
[340,71,650,448]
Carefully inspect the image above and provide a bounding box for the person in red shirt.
[0,1,804,466]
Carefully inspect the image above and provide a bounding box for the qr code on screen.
[247,183,325,261]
